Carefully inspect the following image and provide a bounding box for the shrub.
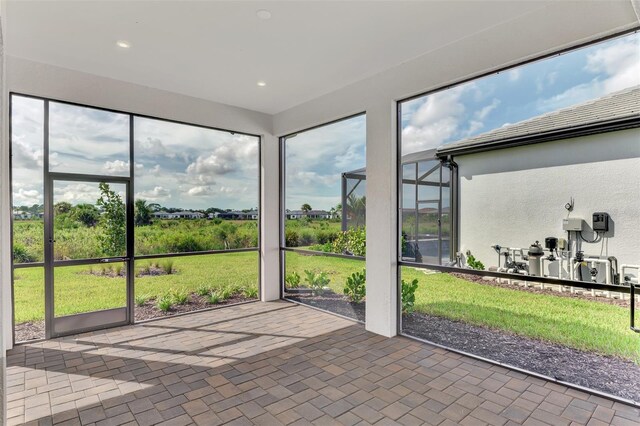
[308,243,332,253]
[196,284,211,296]
[344,269,366,303]
[207,291,221,304]
[285,272,301,288]
[299,230,315,246]
[242,286,259,299]
[135,294,150,307]
[220,287,233,300]
[285,229,299,247]
[304,270,330,296]
[332,227,366,257]
[171,288,189,305]
[466,252,485,270]
[114,264,124,276]
[401,278,419,314]
[316,230,339,245]
[170,235,205,253]
[160,260,175,275]
[13,243,35,263]
[140,262,152,275]
[156,295,173,312]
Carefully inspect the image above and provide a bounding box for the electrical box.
[592,212,610,232]
[562,218,584,231]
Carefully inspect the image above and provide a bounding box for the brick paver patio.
[6,301,640,425]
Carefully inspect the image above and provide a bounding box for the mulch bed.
[449,272,633,308]
[403,312,640,403]
[286,287,640,403]
[14,293,257,342]
[285,290,365,322]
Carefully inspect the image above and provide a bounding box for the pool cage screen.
[341,149,452,265]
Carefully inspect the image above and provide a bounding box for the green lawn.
[401,266,639,364]
[284,251,365,294]
[13,252,258,323]
[12,251,638,364]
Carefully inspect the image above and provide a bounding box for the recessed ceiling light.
[257,81,267,87]
[116,40,131,49]
[256,9,271,20]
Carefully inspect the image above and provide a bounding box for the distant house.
[211,210,258,220]
[152,211,205,219]
[286,210,331,220]
[12,210,32,220]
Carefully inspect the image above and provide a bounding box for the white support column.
[365,100,398,337]
[0,16,9,425]
[260,134,281,301]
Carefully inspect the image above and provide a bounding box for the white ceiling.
[3,1,638,114]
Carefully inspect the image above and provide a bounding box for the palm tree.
[347,195,366,227]
[135,199,153,226]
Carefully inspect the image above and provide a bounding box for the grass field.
[13,252,258,323]
[284,251,365,294]
[12,243,638,363]
[400,266,639,364]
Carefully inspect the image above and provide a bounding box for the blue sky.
[401,31,640,155]
[285,114,366,211]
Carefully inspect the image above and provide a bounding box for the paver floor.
[6,301,640,425]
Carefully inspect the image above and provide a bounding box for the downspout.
[446,155,460,265]
[341,173,347,232]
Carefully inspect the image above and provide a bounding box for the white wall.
[457,129,640,275]
[273,4,638,336]
[2,57,280,350]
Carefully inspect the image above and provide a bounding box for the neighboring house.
[435,86,640,272]
[12,210,32,220]
[152,211,205,219]
[212,210,258,220]
[286,210,332,220]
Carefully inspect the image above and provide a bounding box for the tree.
[72,204,100,227]
[135,199,153,226]
[301,203,312,214]
[54,201,72,215]
[347,194,366,228]
[96,182,126,256]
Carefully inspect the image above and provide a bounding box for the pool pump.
[527,241,544,277]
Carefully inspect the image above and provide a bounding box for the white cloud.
[103,160,129,174]
[538,35,640,112]
[187,185,215,196]
[53,183,103,204]
[12,138,44,169]
[508,69,521,82]
[464,120,484,137]
[401,85,467,154]
[287,170,339,187]
[585,37,640,93]
[474,99,501,121]
[136,186,171,201]
[186,146,237,176]
[13,188,42,205]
